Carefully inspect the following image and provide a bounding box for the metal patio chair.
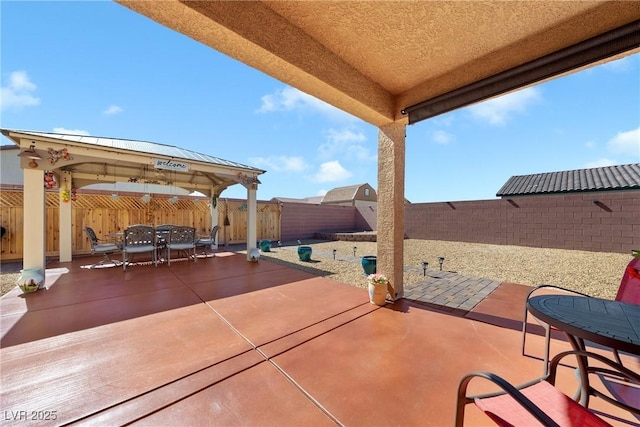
[195,225,219,256]
[522,256,640,374]
[122,224,158,271]
[165,226,196,266]
[83,226,122,267]
[455,350,638,427]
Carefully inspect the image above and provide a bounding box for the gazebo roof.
[1,128,265,196]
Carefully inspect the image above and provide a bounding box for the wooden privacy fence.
[0,190,281,261]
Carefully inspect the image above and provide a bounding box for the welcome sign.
[154,158,190,172]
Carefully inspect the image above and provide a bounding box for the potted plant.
[367,273,389,305]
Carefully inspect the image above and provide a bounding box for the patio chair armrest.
[559,350,640,384]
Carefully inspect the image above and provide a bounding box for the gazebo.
[1,128,265,271]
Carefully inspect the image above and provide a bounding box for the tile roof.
[496,164,640,196]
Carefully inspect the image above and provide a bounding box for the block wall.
[405,191,640,254]
[280,203,356,242]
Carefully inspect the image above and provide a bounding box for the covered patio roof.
[1,128,265,198]
[116,1,639,126]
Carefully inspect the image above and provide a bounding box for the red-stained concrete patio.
[1,250,638,426]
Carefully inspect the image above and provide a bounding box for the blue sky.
[2,1,639,202]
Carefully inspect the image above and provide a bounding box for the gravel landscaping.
[1,239,633,300]
[258,239,632,300]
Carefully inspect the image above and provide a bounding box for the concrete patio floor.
[1,250,638,426]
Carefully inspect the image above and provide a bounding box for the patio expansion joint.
[69,348,262,426]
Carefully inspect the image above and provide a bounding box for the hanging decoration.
[237,172,261,186]
[60,178,70,203]
[61,188,71,203]
[71,187,78,202]
[47,148,72,165]
[140,165,151,203]
[43,171,56,189]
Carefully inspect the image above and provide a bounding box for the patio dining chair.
[83,226,122,267]
[165,226,196,266]
[122,224,158,271]
[195,225,219,256]
[455,350,639,426]
[522,256,640,374]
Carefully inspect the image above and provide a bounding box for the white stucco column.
[246,185,258,261]
[59,170,73,262]
[23,168,46,273]
[377,122,406,300]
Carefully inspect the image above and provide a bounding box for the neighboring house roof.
[322,183,374,203]
[497,164,640,197]
[271,196,323,204]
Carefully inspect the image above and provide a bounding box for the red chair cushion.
[474,381,611,426]
[616,257,640,304]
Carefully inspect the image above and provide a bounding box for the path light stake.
[353,246,357,257]
[422,261,428,276]
[333,249,337,260]
[438,257,445,271]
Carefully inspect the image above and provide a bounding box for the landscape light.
[422,261,428,276]
[438,257,445,271]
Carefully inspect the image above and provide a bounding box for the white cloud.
[1,70,40,111]
[468,87,541,125]
[433,115,454,127]
[248,155,309,172]
[256,86,352,120]
[318,127,369,160]
[584,158,617,168]
[607,127,640,157]
[432,130,454,145]
[584,140,596,149]
[311,160,352,183]
[103,104,123,115]
[600,54,636,73]
[52,127,90,136]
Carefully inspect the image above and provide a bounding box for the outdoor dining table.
[526,294,640,412]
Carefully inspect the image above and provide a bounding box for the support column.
[59,171,73,262]
[23,168,46,274]
[210,191,220,249]
[246,185,258,261]
[377,122,406,300]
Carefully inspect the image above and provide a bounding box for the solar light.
[438,257,445,271]
[422,261,428,276]
[333,249,337,260]
[353,246,357,257]
[278,240,282,248]
[297,240,301,246]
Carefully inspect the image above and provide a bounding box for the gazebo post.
[246,184,258,261]
[22,166,47,274]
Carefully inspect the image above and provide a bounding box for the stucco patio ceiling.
[116,1,639,126]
